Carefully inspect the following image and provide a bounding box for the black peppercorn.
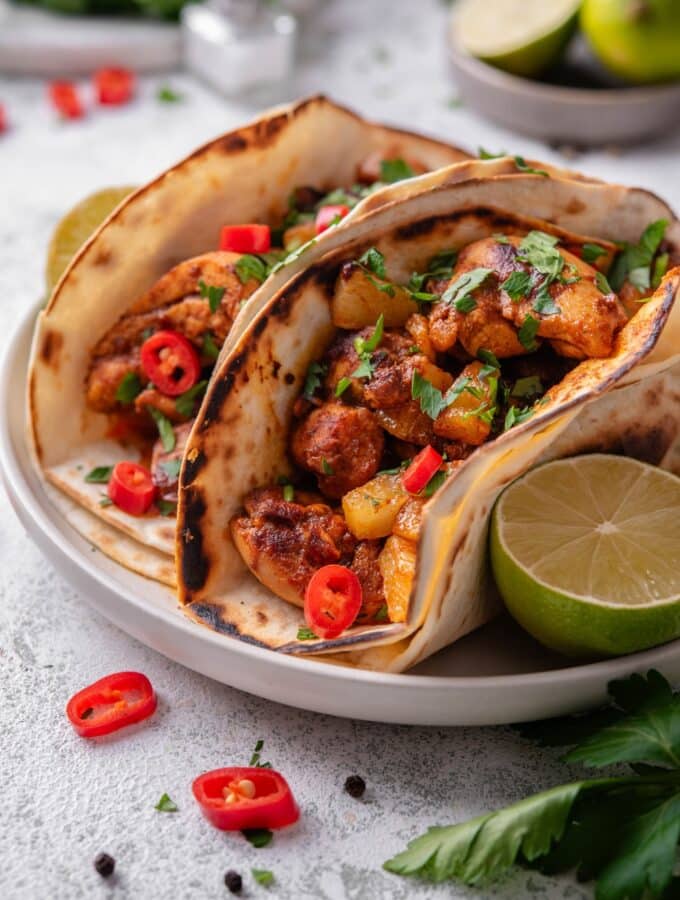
[94,852,115,878]
[224,869,243,893]
[344,774,366,798]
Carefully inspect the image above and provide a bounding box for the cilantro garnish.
[582,243,607,264]
[157,499,177,517]
[155,793,178,813]
[297,626,317,640]
[356,247,395,296]
[407,249,457,302]
[175,379,207,418]
[380,158,414,183]
[478,147,505,159]
[374,604,389,622]
[115,372,142,405]
[385,670,680,899]
[504,405,535,430]
[351,315,384,381]
[652,252,670,289]
[198,279,225,314]
[335,377,352,398]
[423,469,447,498]
[518,315,540,351]
[511,376,543,398]
[609,219,669,292]
[501,270,531,302]
[477,348,501,371]
[518,231,564,281]
[249,739,272,769]
[160,458,181,480]
[513,156,548,177]
[235,254,269,285]
[532,283,561,316]
[595,271,613,295]
[282,483,294,503]
[251,868,274,886]
[201,331,220,361]
[243,829,273,848]
[303,361,327,400]
[493,233,511,245]
[157,85,182,103]
[148,407,176,452]
[411,371,473,420]
[441,267,492,310]
[321,458,334,475]
[99,495,113,507]
[85,465,113,484]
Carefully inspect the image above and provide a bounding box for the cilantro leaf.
[115,372,142,405]
[243,829,273,848]
[354,314,384,355]
[411,371,448,419]
[375,603,389,621]
[297,626,317,640]
[251,868,274,886]
[380,158,414,183]
[148,407,176,452]
[441,267,492,308]
[609,220,668,292]
[303,361,327,400]
[85,465,113,484]
[513,156,548,177]
[652,252,669,289]
[282,483,294,502]
[359,247,387,278]
[504,405,534,430]
[235,254,269,285]
[335,376,352,398]
[157,85,182,103]
[582,243,607,264]
[478,147,505,159]
[518,231,564,281]
[477,348,501,370]
[423,469,447,498]
[155,793,178,812]
[321,458,334,475]
[160,458,181,480]
[175,380,207,418]
[501,270,531,302]
[595,271,613,295]
[518,315,540,351]
[454,294,477,313]
[511,375,543,398]
[198,279,225,314]
[157,499,177,517]
[532,287,561,316]
[202,331,220,361]
[351,358,374,380]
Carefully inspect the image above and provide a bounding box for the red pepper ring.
[193,767,300,832]
[402,444,443,495]
[66,671,157,738]
[304,564,363,640]
[108,461,156,516]
[94,67,136,106]
[140,329,201,397]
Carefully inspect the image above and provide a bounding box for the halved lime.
[46,186,137,293]
[490,455,680,657]
[455,0,581,77]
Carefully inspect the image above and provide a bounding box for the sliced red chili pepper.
[315,204,350,234]
[402,445,443,495]
[0,104,7,134]
[94,67,136,106]
[304,564,362,640]
[219,224,271,254]
[193,767,299,832]
[140,330,201,397]
[48,81,84,120]
[66,671,156,738]
[108,461,156,516]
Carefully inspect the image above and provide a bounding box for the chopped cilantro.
[358,246,387,279]
[321,458,334,475]
[85,465,113,484]
[501,270,531,302]
[411,371,448,419]
[198,279,225,314]
[351,358,374,380]
[201,331,220,361]
[148,407,176,452]
[511,376,543,398]
[582,243,607,264]
[175,379,207,417]
[609,219,668,292]
[282,483,294,503]
[157,85,182,103]
[441,267,492,308]
[518,231,564,281]
[115,372,142,405]
[513,156,548,177]
[335,377,352,398]
[249,739,272,768]
[652,252,670,289]
[423,469,447,498]
[235,254,269,285]
[297,626,317,640]
[518,315,540,351]
[160,458,181,480]
[504,405,535,430]
[478,147,505,159]
[251,868,274,886]
[532,284,561,316]
[303,361,327,400]
[454,294,477,313]
[243,829,273,848]
[477,348,501,370]
[155,793,178,812]
[99,495,113,507]
[351,314,385,381]
[374,604,389,622]
[157,499,177,517]
[595,271,612,295]
[380,158,414,183]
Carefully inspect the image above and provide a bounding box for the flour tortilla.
[177,172,679,668]
[27,95,469,585]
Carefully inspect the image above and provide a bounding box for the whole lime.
[581,0,680,83]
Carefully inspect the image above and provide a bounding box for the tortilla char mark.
[40,328,63,370]
[179,487,209,594]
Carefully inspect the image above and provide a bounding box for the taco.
[176,168,680,670]
[27,96,469,584]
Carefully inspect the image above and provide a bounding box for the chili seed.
[224,869,242,893]
[94,852,115,878]
[344,774,366,798]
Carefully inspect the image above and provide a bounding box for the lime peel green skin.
[476,13,579,78]
[489,506,680,659]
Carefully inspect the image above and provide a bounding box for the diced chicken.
[351,540,387,622]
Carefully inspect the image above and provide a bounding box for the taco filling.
[81,154,428,518]
[230,223,670,639]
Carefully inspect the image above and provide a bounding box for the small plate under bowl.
[448,27,680,146]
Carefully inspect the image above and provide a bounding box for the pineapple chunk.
[434,360,497,445]
[332,262,417,329]
[379,535,417,623]
[392,497,425,542]
[342,473,408,540]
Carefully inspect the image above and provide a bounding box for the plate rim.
[7,300,680,705]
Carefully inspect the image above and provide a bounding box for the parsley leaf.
[501,270,531,302]
[582,243,607,264]
[532,284,561,316]
[235,254,269,285]
[359,246,387,278]
[85,465,113,484]
[155,793,178,812]
[652,252,669,289]
[411,371,448,419]
[157,85,182,103]
[518,231,564,281]
[198,279,225,314]
[351,315,385,381]
[202,331,220,361]
[297,626,317,640]
[243,829,273,848]
[380,158,414,183]
[375,604,389,621]
[441,267,492,309]
[321,458,334,475]
[454,294,477,313]
[115,372,142,405]
[477,348,501,371]
[251,868,274,886]
[282,483,294,502]
[148,407,176,452]
[518,315,540,351]
[504,405,534,430]
[609,220,668,292]
[335,376,352,398]
[175,380,207,417]
[303,361,327,400]
[595,271,613,295]
[513,156,548,177]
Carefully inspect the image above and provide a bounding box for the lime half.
[455,0,581,77]
[46,186,136,293]
[490,455,680,657]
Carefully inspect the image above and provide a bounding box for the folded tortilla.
[27,95,469,584]
[176,170,680,671]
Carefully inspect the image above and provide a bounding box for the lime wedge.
[455,0,581,77]
[490,455,680,657]
[46,186,136,293]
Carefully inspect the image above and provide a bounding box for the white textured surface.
[1,2,679,898]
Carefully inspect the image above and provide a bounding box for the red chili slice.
[315,204,350,234]
[0,104,7,134]
[193,767,299,832]
[304,564,362,640]
[219,224,271,253]
[66,671,156,738]
[94,67,136,106]
[140,330,201,396]
[108,461,156,516]
[48,81,84,120]
[402,445,443,494]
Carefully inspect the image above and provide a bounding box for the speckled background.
[1,2,679,898]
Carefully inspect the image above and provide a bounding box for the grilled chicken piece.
[231,487,356,607]
[430,236,627,360]
[351,540,387,623]
[86,252,259,415]
[150,421,193,500]
[291,403,384,499]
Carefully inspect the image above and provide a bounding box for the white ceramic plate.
[4,303,680,725]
